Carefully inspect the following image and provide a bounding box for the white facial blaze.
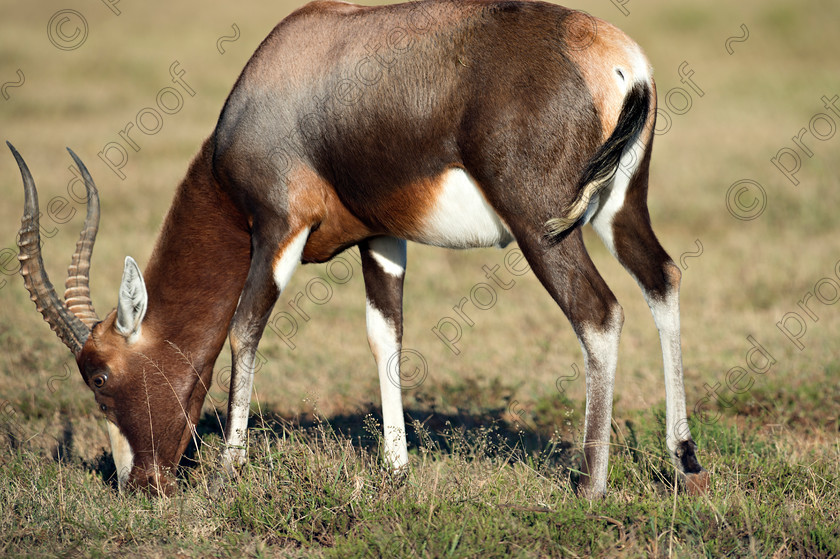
[107,420,134,491]
[413,168,514,249]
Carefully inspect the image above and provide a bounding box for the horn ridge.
[64,148,100,327]
[8,142,91,355]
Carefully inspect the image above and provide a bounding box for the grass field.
[1,0,839,556]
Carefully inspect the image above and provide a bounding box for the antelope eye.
[100,403,107,412]
[92,373,107,389]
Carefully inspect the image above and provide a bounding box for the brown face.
[8,145,213,496]
[76,311,206,496]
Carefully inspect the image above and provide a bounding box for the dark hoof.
[683,468,710,496]
[676,440,708,495]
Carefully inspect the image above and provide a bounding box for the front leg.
[222,227,310,474]
[360,237,409,471]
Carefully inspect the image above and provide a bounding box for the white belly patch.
[411,168,514,249]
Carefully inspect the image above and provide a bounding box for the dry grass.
[1,0,839,556]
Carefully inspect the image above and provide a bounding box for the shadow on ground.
[76,403,579,491]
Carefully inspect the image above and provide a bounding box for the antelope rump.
[9,0,708,498]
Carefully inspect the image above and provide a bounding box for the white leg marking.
[589,137,692,463]
[647,289,689,458]
[367,236,407,278]
[272,228,310,291]
[414,168,514,249]
[366,299,409,470]
[578,311,622,495]
[365,237,409,470]
[224,228,310,471]
[107,420,134,491]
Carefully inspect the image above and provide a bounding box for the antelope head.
[9,143,206,496]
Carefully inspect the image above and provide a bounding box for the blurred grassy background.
[0,0,838,469]
[1,1,839,556]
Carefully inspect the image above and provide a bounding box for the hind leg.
[513,228,623,498]
[360,237,409,471]
[590,143,708,494]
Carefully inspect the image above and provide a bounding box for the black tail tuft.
[545,82,651,243]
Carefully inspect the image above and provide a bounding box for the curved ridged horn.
[8,142,92,355]
[63,148,100,327]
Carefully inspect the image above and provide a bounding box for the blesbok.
[10,0,708,497]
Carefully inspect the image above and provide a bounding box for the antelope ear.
[115,256,147,340]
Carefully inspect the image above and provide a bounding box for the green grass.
[2,395,838,557]
[2,0,840,556]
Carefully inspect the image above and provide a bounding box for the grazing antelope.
[10,0,708,497]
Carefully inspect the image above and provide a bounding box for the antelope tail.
[545,82,651,242]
